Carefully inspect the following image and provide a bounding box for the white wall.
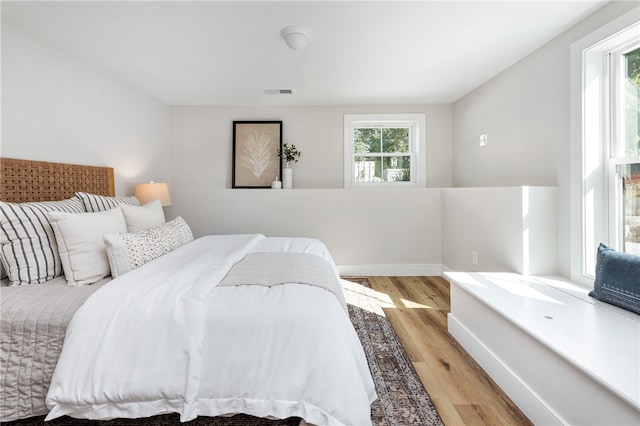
[168,105,452,190]
[167,104,451,274]
[170,187,442,275]
[0,18,170,195]
[442,186,558,275]
[6,2,628,276]
[451,1,637,277]
[0,15,451,274]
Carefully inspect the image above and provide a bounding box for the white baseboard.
[337,263,442,276]
[441,264,452,274]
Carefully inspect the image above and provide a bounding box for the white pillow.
[47,208,127,286]
[119,199,165,233]
[104,216,193,278]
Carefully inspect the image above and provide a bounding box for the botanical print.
[240,131,272,179]
[233,121,282,188]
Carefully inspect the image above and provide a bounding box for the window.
[611,46,640,256]
[344,114,426,187]
[571,8,639,284]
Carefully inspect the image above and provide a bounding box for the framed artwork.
[232,121,283,188]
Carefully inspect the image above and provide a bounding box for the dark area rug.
[4,278,443,426]
[2,413,298,426]
[343,278,443,426]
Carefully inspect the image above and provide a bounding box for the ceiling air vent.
[264,88,294,95]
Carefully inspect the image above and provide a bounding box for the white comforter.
[45,235,376,425]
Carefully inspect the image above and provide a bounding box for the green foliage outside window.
[625,47,640,157]
[623,48,640,253]
[394,168,411,182]
[353,127,410,182]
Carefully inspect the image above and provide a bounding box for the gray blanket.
[0,277,107,421]
[219,252,347,312]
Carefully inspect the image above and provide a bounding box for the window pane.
[619,163,640,255]
[383,156,411,182]
[382,128,409,153]
[345,113,424,187]
[354,128,381,154]
[354,156,381,182]
[624,47,640,157]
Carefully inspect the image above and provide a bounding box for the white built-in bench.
[444,272,640,426]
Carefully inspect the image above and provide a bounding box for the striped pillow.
[0,197,85,285]
[76,192,140,212]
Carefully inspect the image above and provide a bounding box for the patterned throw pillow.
[76,192,140,212]
[0,197,85,285]
[589,243,640,315]
[103,216,194,278]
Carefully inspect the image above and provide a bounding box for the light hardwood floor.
[365,276,532,426]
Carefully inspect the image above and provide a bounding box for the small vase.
[282,166,293,189]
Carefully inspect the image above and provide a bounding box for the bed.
[0,158,377,425]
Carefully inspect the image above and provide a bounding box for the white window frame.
[343,113,426,188]
[570,7,639,286]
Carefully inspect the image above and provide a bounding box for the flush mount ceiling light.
[281,26,310,51]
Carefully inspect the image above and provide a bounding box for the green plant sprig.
[277,142,301,163]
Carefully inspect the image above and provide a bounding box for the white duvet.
[45,235,376,425]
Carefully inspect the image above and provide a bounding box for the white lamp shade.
[135,182,172,206]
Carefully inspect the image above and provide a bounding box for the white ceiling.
[2,1,609,105]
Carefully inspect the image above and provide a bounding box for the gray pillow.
[589,243,640,315]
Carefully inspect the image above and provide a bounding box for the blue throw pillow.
[589,243,640,315]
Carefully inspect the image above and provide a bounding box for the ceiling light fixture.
[281,26,310,51]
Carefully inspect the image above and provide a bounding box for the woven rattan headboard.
[0,158,115,203]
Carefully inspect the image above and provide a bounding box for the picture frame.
[232,121,283,188]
